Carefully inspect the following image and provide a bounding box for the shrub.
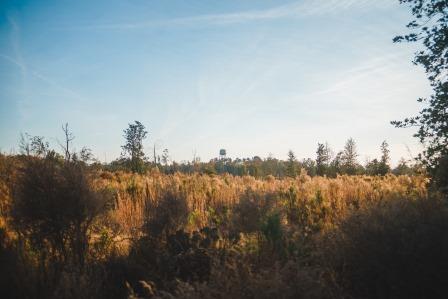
[0,227,37,298]
[320,196,448,299]
[432,154,448,194]
[144,188,189,239]
[261,212,283,250]
[11,154,109,268]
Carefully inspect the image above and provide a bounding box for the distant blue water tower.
[219,149,226,160]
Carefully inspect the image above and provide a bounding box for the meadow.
[2,153,447,299]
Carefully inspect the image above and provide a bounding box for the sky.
[0,0,432,165]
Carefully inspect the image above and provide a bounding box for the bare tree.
[162,148,170,166]
[59,123,75,161]
[19,133,31,156]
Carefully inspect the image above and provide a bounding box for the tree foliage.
[342,138,359,175]
[19,133,49,157]
[122,121,148,173]
[379,140,391,175]
[286,150,297,178]
[392,0,448,180]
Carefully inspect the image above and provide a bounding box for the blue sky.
[0,0,431,164]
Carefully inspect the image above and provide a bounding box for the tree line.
[15,121,421,178]
[98,121,419,178]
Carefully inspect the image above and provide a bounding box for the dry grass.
[97,171,428,242]
[2,160,442,299]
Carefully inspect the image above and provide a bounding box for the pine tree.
[378,140,391,175]
[316,142,330,176]
[286,150,297,178]
[342,138,359,175]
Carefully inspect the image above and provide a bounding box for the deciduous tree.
[121,121,148,173]
[392,0,448,189]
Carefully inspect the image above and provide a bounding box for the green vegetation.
[392,0,448,191]
[105,136,421,178]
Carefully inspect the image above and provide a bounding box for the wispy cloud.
[0,53,89,103]
[7,16,26,83]
[308,53,406,97]
[68,0,394,30]
[3,16,89,108]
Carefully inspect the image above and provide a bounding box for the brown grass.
[98,172,428,242]
[2,161,441,299]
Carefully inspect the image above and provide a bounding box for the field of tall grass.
[1,155,447,299]
[100,170,428,243]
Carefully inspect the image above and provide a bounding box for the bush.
[433,154,448,194]
[0,227,37,299]
[144,188,190,239]
[261,212,283,250]
[11,154,109,269]
[320,196,448,299]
